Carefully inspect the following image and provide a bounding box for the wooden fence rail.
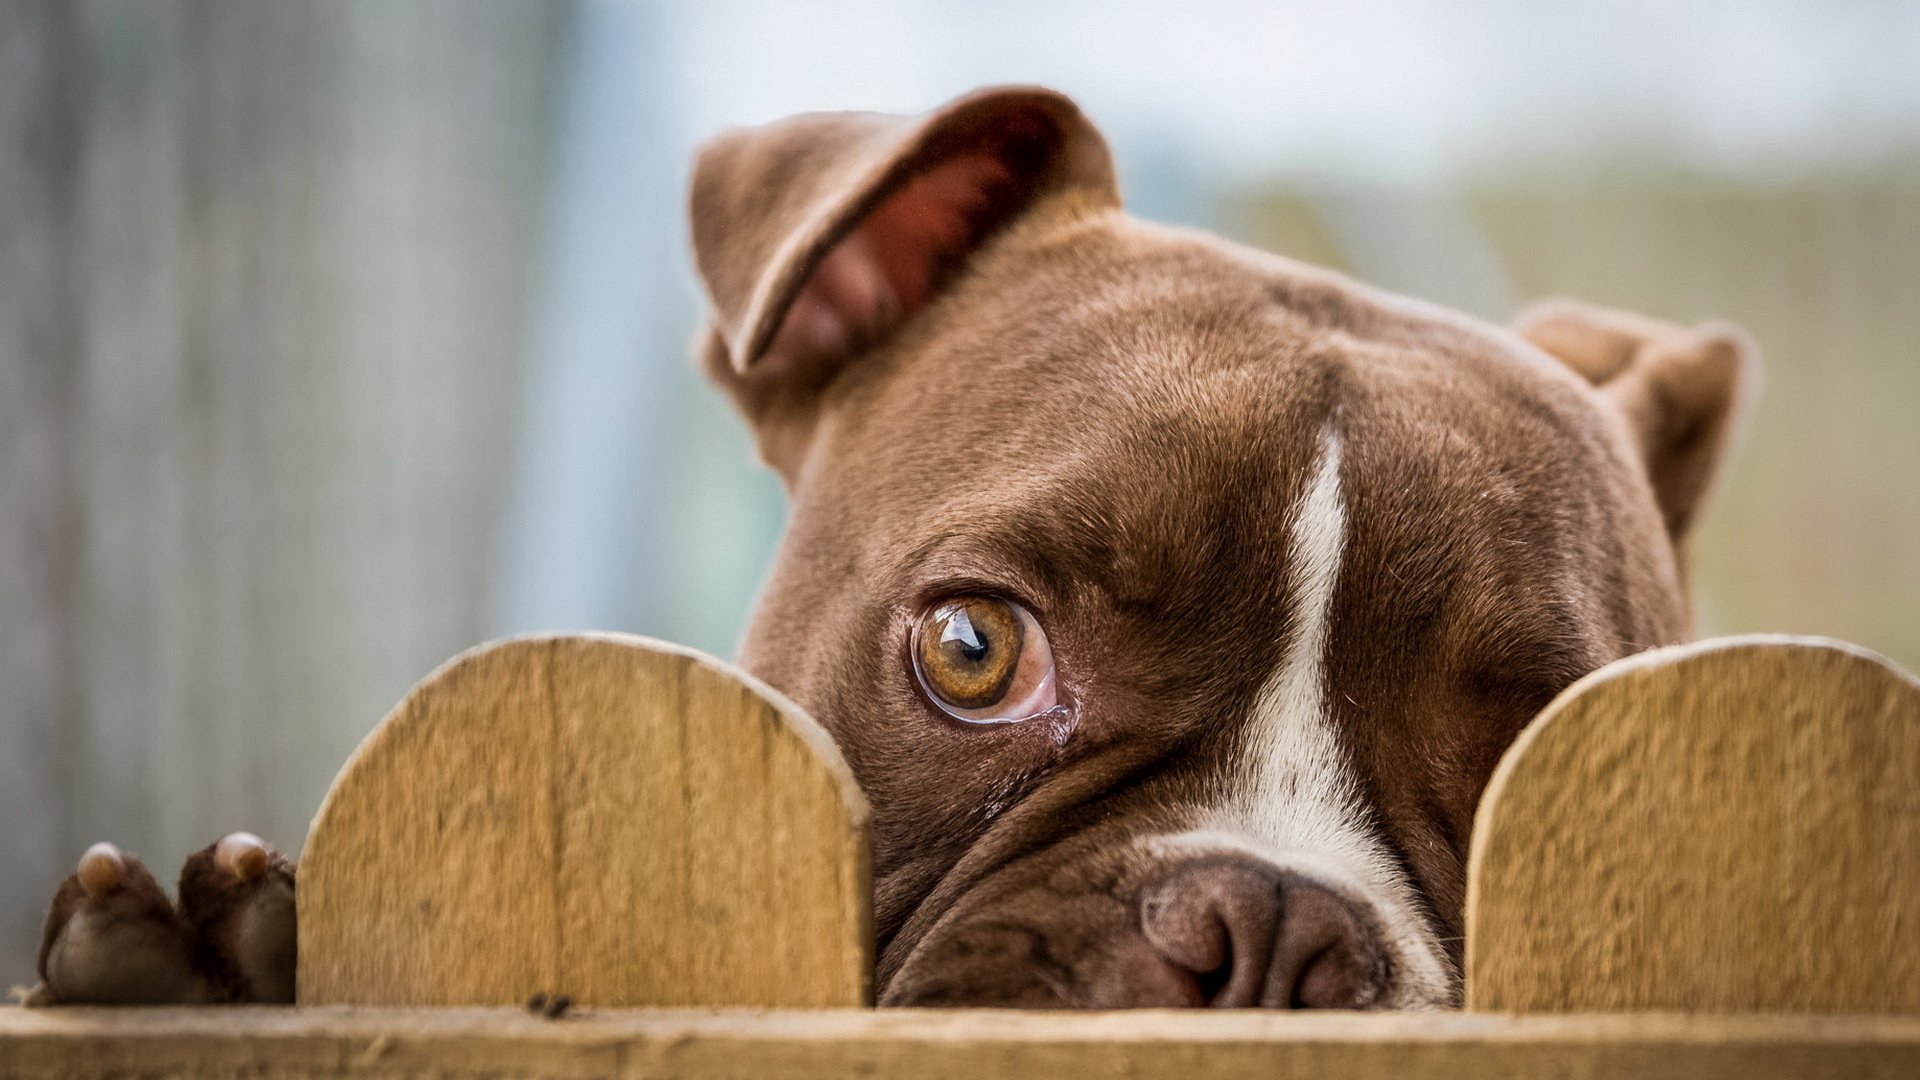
[5,1008,1920,1080]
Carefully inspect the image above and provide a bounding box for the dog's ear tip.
[1646,320,1760,411]
[934,82,1081,122]
[1690,320,1761,377]
[729,333,771,376]
[1658,324,1762,444]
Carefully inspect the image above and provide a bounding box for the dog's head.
[688,87,1753,1008]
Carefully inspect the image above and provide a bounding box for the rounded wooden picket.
[295,633,872,1008]
[1466,635,1920,1012]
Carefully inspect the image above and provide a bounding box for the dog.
[29,86,1752,1009]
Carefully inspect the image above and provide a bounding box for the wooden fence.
[10,0,1919,1002]
[3,632,1916,1076]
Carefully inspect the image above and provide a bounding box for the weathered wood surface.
[3,1007,1918,1080]
[1467,635,1920,1012]
[297,634,872,1008]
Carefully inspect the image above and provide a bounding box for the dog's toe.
[178,832,298,1003]
[38,842,208,1005]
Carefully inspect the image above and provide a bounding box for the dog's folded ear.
[1514,299,1758,540]
[689,86,1117,477]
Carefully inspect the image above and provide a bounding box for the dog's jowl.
[30,86,1752,1010]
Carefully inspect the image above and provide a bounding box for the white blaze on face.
[1243,428,1355,860]
[1158,426,1455,1007]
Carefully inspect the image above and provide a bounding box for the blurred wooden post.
[1466,636,1920,1012]
[0,0,81,988]
[29,1,565,971]
[296,634,873,1008]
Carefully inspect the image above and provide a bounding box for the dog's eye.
[912,597,1058,723]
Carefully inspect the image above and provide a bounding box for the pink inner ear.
[773,149,1019,361]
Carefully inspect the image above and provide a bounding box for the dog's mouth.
[876,825,1457,1010]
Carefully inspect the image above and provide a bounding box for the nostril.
[1141,886,1239,1004]
[1138,859,1282,1008]
[1268,879,1386,1010]
[1138,879,1235,977]
[1292,941,1384,1009]
[1193,952,1234,1004]
[1137,858,1387,1010]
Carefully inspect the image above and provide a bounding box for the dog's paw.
[33,833,299,1005]
[35,842,209,1004]
[178,832,298,1003]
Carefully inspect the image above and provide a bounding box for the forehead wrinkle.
[872,316,1349,624]
[886,426,1296,623]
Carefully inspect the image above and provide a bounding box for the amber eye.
[911,596,1059,723]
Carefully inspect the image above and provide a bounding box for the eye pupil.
[940,609,991,663]
[916,597,1024,711]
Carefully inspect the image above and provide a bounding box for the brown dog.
[31,85,1752,1009]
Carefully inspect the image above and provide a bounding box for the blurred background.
[3,0,1917,985]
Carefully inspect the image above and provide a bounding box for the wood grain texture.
[3,1007,1918,1080]
[1467,635,1920,1012]
[296,634,871,1008]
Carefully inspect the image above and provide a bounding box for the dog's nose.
[1138,857,1385,1008]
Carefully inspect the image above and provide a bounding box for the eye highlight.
[911,596,1058,724]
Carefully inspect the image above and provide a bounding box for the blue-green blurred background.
[3,0,1917,985]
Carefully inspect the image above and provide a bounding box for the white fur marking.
[1241,428,1354,858]
[1168,427,1456,1006]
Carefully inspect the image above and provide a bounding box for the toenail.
[77,842,124,897]
[216,832,270,881]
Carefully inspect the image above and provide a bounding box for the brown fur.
[178,840,298,1002]
[37,851,180,986]
[690,86,1754,1006]
[34,840,296,1005]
